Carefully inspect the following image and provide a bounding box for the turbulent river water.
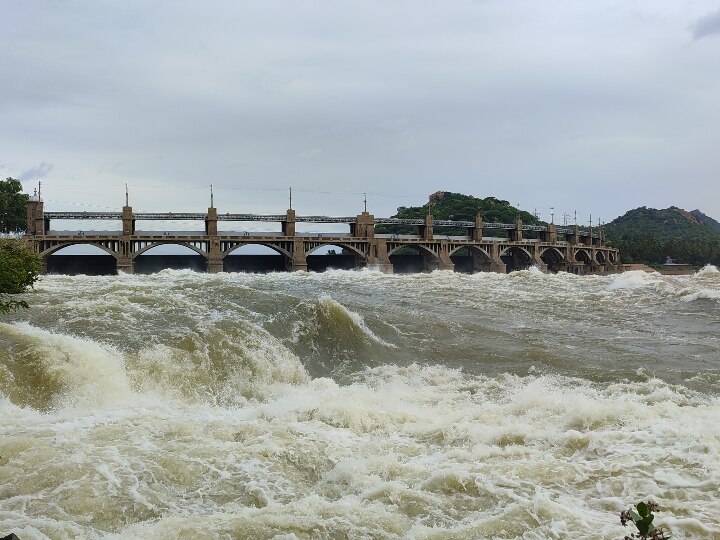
[1,267,719,539]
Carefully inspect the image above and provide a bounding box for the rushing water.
[1,267,719,539]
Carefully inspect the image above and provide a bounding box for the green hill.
[690,209,720,232]
[604,206,720,266]
[375,194,720,267]
[376,191,539,235]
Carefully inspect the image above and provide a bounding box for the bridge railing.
[42,212,601,238]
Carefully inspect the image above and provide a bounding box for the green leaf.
[636,501,649,517]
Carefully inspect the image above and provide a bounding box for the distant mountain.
[604,206,720,241]
[376,191,539,235]
[604,206,720,266]
[690,209,720,232]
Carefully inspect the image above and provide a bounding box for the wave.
[0,322,134,410]
[0,319,309,411]
[276,294,400,378]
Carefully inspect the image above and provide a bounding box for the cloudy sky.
[2,0,720,225]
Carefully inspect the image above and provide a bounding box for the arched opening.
[540,248,565,273]
[46,244,117,276]
[388,245,439,273]
[575,249,592,265]
[501,246,532,273]
[134,244,207,274]
[450,246,493,273]
[307,244,364,272]
[595,251,606,265]
[224,244,288,273]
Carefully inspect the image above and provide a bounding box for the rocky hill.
[690,209,720,232]
[375,191,539,235]
[604,206,720,266]
[604,206,720,241]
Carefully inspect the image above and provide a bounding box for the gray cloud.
[691,9,720,40]
[1,1,719,222]
[19,162,54,181]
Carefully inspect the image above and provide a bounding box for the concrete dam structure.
[25,196,620,275]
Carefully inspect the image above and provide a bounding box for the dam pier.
[25,195,620,275]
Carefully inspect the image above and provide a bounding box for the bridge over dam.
[25,196,620,275]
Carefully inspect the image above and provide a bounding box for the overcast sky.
[2,0,720,225]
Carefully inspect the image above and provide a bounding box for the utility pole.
[563,213,569,226]
[210,184,214,208]
[364,192,367,213]
[574,210,577,226]
[289,187,293,210]
[550,207,555,224]
[125,183,129,206]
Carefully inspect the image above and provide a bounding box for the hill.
[604,206,719,241]
[375,191,539,235]
[690,209,720,232]
[604,206,720,266]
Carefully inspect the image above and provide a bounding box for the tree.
[0,177,29,232]
[0,239,42,314]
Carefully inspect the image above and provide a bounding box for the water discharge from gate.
[1,268,719,539]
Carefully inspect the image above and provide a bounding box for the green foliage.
[690,209,720,232]
[0,177,29,232]
[376,191,540,235]
[620,500,671,539]
[0,239,42,314]
[604,206,720,266]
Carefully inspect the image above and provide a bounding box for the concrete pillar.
[419,214,434,240]
[568,225,579,245]
[116,257,134,274]
[122,206,135,236]
[290,238,307,271]
[438,241,455,271]
[117,238,134,274]
[351,212,375,238]
[26,197,45,235]
[540,223,557,243]
[207,237,223,273]
[510,218,523,242]
[532,246,548,272]
[368,238,393,273]
[282,209,296,237]
[488,243,507,273]
[469,214,483,240]
[205,207,218,236]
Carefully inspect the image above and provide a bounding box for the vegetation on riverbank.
[0,239,42,313]
[0,177,28,232]
[604,206,720,266]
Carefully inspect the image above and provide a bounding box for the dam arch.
[44,243,118,275]
[306,244,365,272]
[388,243,440,273]
[223,244,287,273]
[133,243,209,274]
